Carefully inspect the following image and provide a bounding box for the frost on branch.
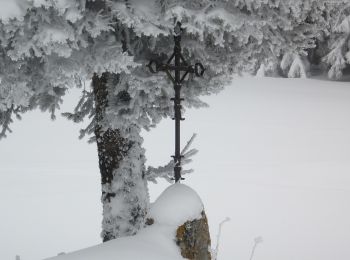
[146,133,198,183]
[281,52,309,78]
[62,88,96,141]
[0,107,14,139]
[324,3,350,79]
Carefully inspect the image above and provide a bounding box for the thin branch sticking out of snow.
[249,236,264,260]
[212,217,230,260]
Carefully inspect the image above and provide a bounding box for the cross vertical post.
[147,22,206,182]
[173,26,183,182]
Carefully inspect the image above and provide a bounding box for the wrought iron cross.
[147,22,205,182]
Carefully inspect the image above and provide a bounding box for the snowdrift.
[45,184,203,260]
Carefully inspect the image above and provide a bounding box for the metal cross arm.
[147,22,206,183]
[147,60,205,83]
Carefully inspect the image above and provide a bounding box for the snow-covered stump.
[149,184,211,260]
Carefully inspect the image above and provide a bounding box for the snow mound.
[45,184,204,260]
[149,183,204,226]
[44,224,184,260]
[44,225,184,260]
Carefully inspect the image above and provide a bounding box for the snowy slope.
[145,77,350,260]
[1,77,350,260]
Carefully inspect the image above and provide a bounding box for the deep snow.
[45,184,202,260]
[1,77,350,260]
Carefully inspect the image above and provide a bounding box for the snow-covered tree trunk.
[92,73,148,241]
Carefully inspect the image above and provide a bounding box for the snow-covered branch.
[62,89,96,141]
[0,106,23,139]
[145,133,198,183]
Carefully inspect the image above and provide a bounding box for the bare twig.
[212,217,231,260]
[249,236,264,260]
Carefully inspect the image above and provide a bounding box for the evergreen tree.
[165,0,329,77]
[0,0,230,241]
[231,0,329,77]
[323,1,350,79]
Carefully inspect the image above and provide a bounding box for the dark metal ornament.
[147,22,205,182]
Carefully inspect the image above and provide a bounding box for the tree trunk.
[92,72,149,242]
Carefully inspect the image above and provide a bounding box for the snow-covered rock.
[151,184,211,259]
[149,183,204,226]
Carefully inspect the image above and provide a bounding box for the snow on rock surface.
[149,183,204,226]
[45,184,203,260]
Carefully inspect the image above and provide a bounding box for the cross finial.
[174,22,182,36]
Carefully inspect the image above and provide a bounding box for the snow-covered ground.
[1,77,350,260]
[45,184,202,260]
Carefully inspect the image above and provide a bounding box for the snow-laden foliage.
[1,0,346,139]
[324,1,350,79]
[163,0,323,77]
[281,53,309,78]
[0,0,134,138]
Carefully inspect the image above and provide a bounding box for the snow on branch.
[281,53,309,78]
[145,133,198,183]
[0,106,23,140]
[62,88,96,141]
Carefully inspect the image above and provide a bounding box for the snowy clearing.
[1,77,350,260]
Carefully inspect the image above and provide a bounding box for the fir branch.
[0,105,24,140]
[62,89,96,141]
[145,133,198,183]
[0,107,13,140]
[181,133,197,155]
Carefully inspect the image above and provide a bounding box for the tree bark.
[92,72,148,242]
[86,0,148,242]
